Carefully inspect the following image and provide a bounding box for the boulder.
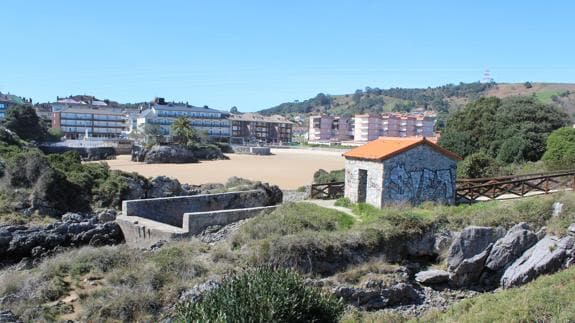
[143,145,197,164]
[485,222,538,272]
[332,283,421,310]
[96,209,117,223]
[447,226,505,271]
[449,244,492,287]
[148,176,184,198]
[568,224,575,237]
[415,269,450,285]
[123,176,147,200]
[179,279,220,303]
[501,235,574,288]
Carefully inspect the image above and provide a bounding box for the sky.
[1,1,575,111]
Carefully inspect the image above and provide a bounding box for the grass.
[2,192,575,321]
[534,91,562,104]
[417,265,575,323]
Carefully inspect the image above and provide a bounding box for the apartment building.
[230,113,293,144]
[0,93,30,119]
[137,98,230,139]
[382,113,435,138]
[52,106,129,139]
[353,114,382,142]
[308,115,353,142]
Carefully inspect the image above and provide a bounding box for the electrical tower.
[481,69,493,83]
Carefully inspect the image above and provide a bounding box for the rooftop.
[59,106,127,116]
[152,103,228,114]
[229,113,293,124]
[342,137,461,161]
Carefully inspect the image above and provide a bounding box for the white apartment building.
[353,114,382,142]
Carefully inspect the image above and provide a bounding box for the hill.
[258,82,575,120]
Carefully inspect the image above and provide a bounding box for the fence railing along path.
[456,170,575,202]
[310,182,345,199]
[309,170,575,202]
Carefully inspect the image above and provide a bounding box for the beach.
[103,148,346,189]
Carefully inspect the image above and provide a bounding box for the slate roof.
[343,137,461,161]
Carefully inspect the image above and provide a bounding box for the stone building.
[343,137,461,207]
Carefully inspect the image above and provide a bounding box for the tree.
[47,127,65,142]
[542,127,575,170]
[230,106,239,114]
[144,124,162,146]
[3,104,47,141]
[171,117,204,146]
[439,96,570,162]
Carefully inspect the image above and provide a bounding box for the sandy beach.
[103,148,346,189]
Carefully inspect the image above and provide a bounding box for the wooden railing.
[456,170,575,202]
[310,182,345,199]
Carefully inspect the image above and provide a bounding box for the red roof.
[343,137,462,161]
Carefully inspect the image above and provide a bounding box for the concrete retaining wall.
[184,206,277,235]
[122,190,271,227]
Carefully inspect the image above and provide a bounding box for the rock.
[552,202,563,217]
[447,226,505,271]
[501,235,574,288]
[143,145,197,164]
[536,227,547,240]
[415,269,450,285]
[407,231,436,257]
[123,176,147,200]
[61,212,85,223]
[149,240,167,251]
[191,145,228,160]
[96,209,117,223]
[179,279,220,303]
[333,283,421,310]
[0,310,21,323]
[568,224,575,237]
[449,244,493,287]
[433,231,454,255]
[0,218,124,264]
[148,176,184,198]
[485,222,538,272]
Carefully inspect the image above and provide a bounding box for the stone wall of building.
[383,145,457,205]
[121,190,272,227]
[344,158,385,208]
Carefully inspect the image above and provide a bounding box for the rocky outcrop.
[449,244,492,287]
[0,310,21,323]
[148,176,185,198]
[485,222,538,272]
[447,226,505,271]
[332,283,421,310]
[143,145,198,164]
[0,212,124,265]
[500,235,574,288]
[415,269,450,285]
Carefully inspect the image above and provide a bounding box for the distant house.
[137,98,230,139]
[343,137,461,207]
[230,113,293,144]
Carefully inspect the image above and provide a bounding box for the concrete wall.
[383,145,457,205]
[344,158,385,208]
[184,206,277,235]
[122,190,271,227]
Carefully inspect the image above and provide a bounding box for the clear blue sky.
[2,1,574,111]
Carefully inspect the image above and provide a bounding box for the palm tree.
[171,117,192,144]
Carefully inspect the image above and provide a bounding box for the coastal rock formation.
[148,176,184,198]
[485,222,538,272]
[447,226,505,271]
[415,269,450,285]
[500,235,574,288]
[0,212,124,265]
[332,283,421,310]
[143,145,197,164]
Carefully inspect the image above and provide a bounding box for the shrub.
[335,197,352,207]
[542,127,575,171]
[457,152,501,178]
[313,168,345,183]
[174,268,344,323]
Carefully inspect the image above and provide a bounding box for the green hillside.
[258,82,575,121]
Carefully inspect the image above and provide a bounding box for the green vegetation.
[2,104,47,142]
[457,152,502,178]
[3,192,575,321]
[542,127,575,170]
[313,168,345,183]
[419,265,575,323]
[439,96,570,163]
[259,82,494,116]
[174,268,344,323]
